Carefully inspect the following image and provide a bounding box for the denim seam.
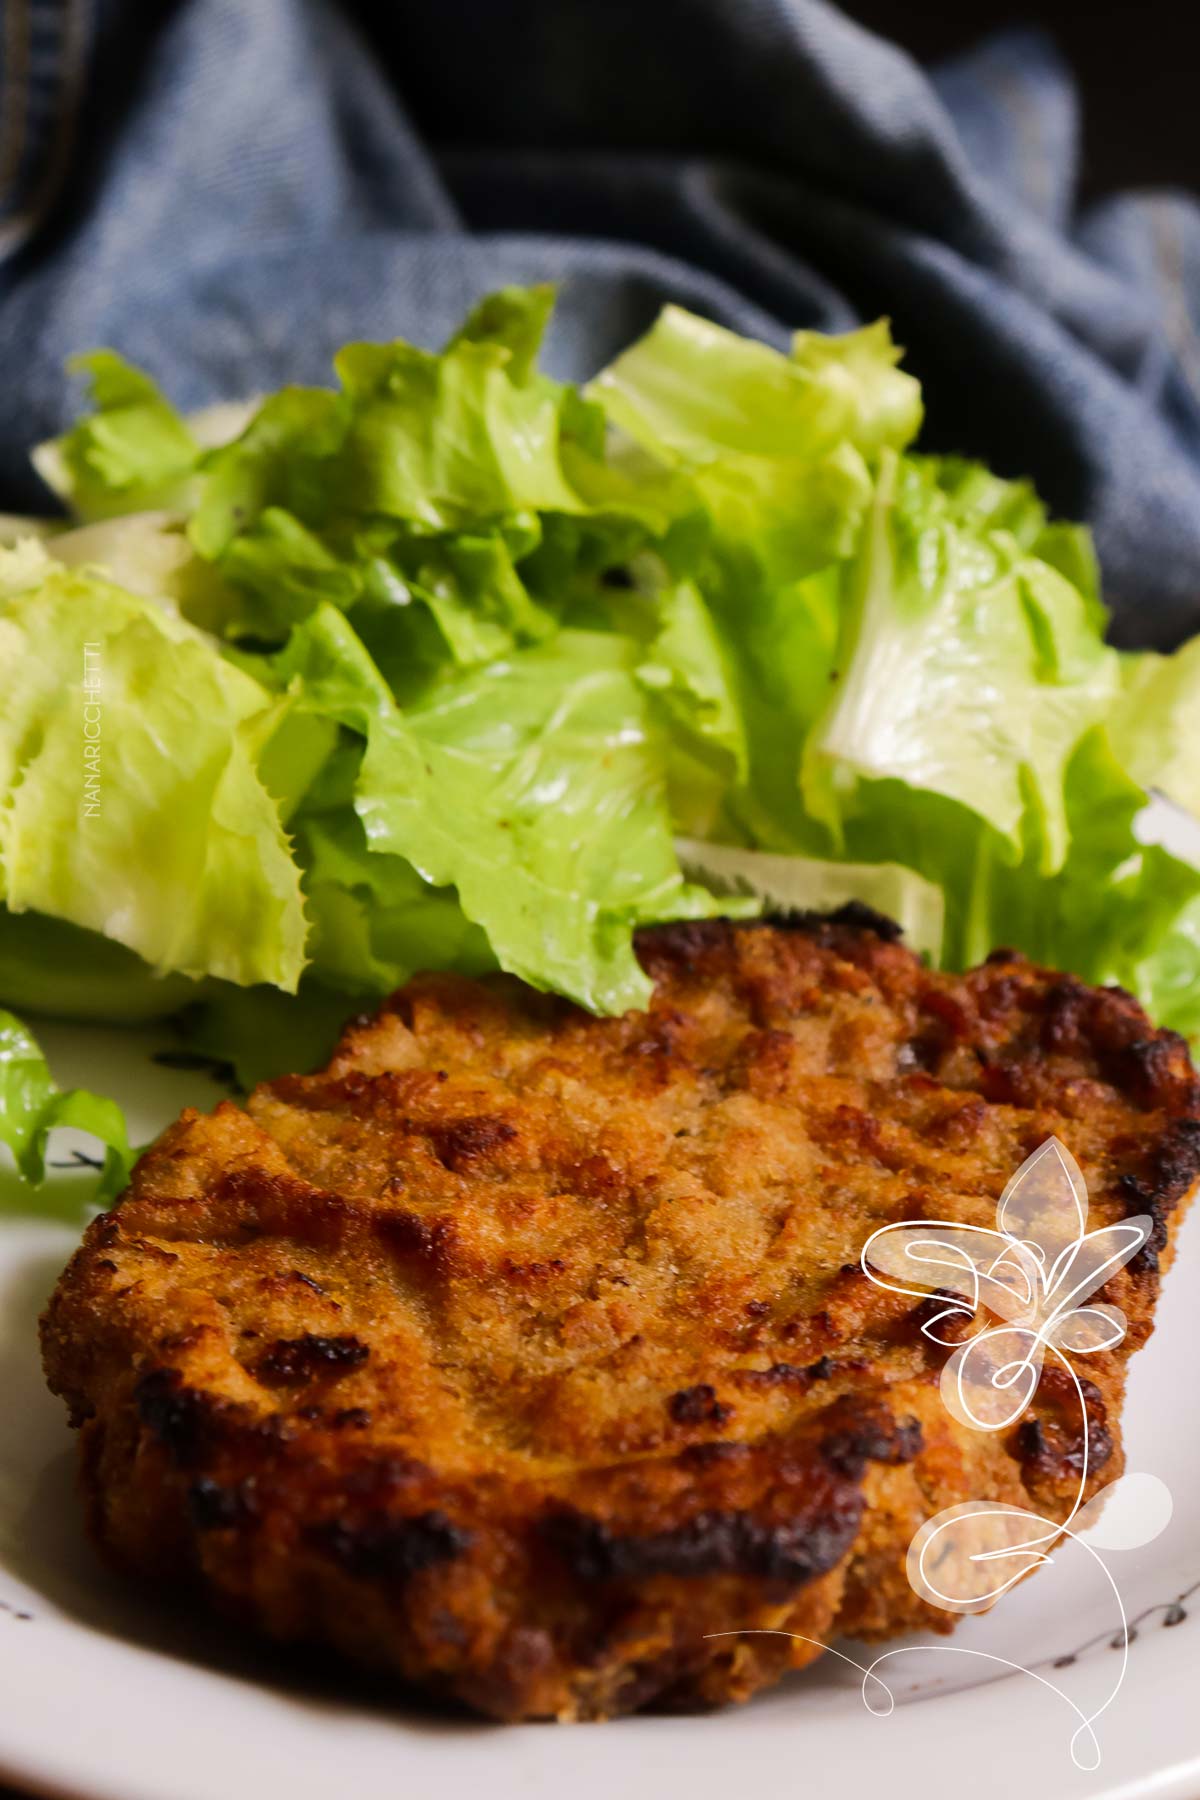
[0,0,92,262]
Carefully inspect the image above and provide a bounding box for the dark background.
[845,0,1198,196]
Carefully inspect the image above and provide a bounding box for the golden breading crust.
[41,911,1200,1720]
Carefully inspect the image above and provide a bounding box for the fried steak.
[41,913,1200,1720]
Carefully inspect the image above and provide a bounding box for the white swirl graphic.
[862,1137,1152,1441]
[711,1136,1170,1769]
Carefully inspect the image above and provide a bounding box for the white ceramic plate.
[5,806,1200,1800]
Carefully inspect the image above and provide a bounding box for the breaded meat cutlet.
[41,913,1200,1721]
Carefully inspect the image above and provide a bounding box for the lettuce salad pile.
[2,285,1200,1200]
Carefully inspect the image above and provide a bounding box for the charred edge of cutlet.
[135,1368,217,1466]
[541,1504,859,1586]
[542,1413,922,1587]
[1030,978,1198,1105]
[637,915,1195,1117]
[635,905,904,973]
[1119,1118,1200,1272]
[306,1510,472,1580]
[771,900,904,943]
[134,1368,358,1469]
[188,1475,259,1530]
[140,1372,474,1574]
[1013,1372,1114,1483]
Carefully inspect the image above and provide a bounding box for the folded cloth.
[1,0,1197,646]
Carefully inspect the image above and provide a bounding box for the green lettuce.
[0,543,307,989]
[590,309,912,598]
[590,311,925,855]
[0,1008,132,1196]
[802,452,1120,871]
[297,809,494,998]
[1110,636,1200,820]
[0,909,203,1022]
[263,604,731,1012]
[176,979,360,1093]
[34,351,200,521]
[592,309,921,467]
[797,452,1200,1005]
[6,287,1200,1217]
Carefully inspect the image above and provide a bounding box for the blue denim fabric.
[1,0,1197,646]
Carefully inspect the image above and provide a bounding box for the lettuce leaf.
[798,454,1200,987]
[175,978,359,1093]
[592,309,921,466]
[297,809,495,997]
[266,605,735,1013]
[0,544,307,989]
[802,452,1120,872]
[589,312,927,857]
[34,352,200,521]
[0,907,203,1022]
[589,308,906,589]
[0,1007,132,1195]
[9,285,1200,1186]
[1110,637,1200,820]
